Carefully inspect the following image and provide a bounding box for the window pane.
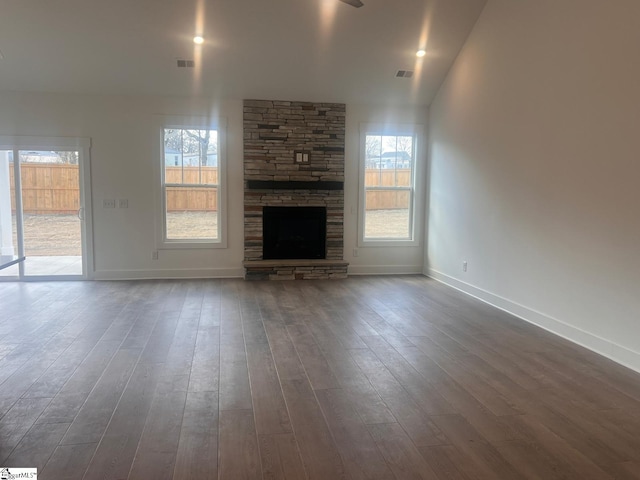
[166,186,218,240]
[19,151,82,257]
[365,135,382,169]
[364,190,410,239]
[164,128,218,185]
[363,132,415,240]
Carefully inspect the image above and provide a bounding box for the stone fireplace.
[243,99,348,280]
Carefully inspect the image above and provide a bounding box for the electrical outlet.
[152,251,159,260]
[353,248,359,257]
[462,261,468,272]
[118,199,128,208]
[103,199,116,208]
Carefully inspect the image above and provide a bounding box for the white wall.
[427,0,640,371]
[0,92,427,279]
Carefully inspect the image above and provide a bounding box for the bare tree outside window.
[164,129,217,167]
[54,151,79,165]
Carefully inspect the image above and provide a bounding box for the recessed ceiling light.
[416,49,426,58]
[193,36,204,45]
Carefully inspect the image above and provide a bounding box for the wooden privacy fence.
[364,169,411,210]
[10,164,80,214]
[165,166,218,185]
[10,165,410,213]
[165,166,218,212]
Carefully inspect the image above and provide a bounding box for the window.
[159,120,226,248]
[359,124,421,245]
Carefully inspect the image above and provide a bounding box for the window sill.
[158,239,227,250]
[359,238,420,248]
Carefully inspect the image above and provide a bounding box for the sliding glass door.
[0,138,92,280]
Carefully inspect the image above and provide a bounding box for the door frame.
[0,136,93,280]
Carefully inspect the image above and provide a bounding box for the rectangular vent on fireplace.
[263,206,326,260]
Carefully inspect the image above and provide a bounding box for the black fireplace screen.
[263,206,327,259]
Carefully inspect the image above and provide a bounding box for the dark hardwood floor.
[1,276,640,479]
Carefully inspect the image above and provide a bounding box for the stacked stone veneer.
[243,99,347,280]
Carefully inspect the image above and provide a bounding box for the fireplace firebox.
[263,206,326,260]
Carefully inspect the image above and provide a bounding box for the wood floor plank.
[0,344,17,363]
[245,340,292,434]
[367,422,440,480]
[187,325,220,393]
[0,335,76,398]
[0,397,54,464]
[498,413,614,479]
[258,433,308,480]
[407,335,522,417]
[172,391,219,480]
[41,443,98,480]
[286,324,340,391]
[350,347,448,447]
[33,337,125,426]
[430,414,521,479]
[300,297,368,349]
[262,319,307,382]
[219,283,252,411]
[218,409,261,480]
[315,388,396,480]
[280,378,349,480]
[359,335,455,416]
[2,422,70,472]
[61,348,140,445]
[127,375,188,480]
[82,362,164,480]
[531,349,640,412]
[534,386,636,464]
[219,341,252,411]
[340,296,415,348]
[1,277,640,479]
[0,343,50,388]
[395,344,519,444]
[496,439,595,480]
[22,336,112,399]
[311,340,395,425]
[419,445,475,480]
[0,396,19,421]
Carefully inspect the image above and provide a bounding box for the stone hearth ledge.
[243,259,349,281]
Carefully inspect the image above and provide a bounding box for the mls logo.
[0,467,37,479]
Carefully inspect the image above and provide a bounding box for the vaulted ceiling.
[0,0,486,105]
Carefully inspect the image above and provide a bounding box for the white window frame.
[154,116,227,249]
[358,123,423,247]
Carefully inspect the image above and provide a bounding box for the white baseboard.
[426,268,640,374]
[349,264,424,276]
[93,267,244,280]
[94,264,423,280]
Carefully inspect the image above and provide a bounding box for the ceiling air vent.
[395,70,414,78]
[177,59,195,68]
